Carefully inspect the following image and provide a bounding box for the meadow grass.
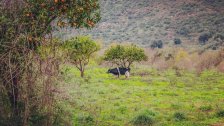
[60,65,224,126]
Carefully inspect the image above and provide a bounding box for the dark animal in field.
[107,67,130,78]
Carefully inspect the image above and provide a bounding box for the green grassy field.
[60,64,224,126]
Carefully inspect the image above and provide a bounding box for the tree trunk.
[4,72,20,122]
[11,73,19,116]
[80,70,84,78]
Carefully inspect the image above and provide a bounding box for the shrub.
[132,114,154,126]
[196,50,223,73]
[174,38,182,45]
[173,112,186,121]
[131,110,156,126]
[150,40,163,49]
[216,110,224,118]
[29,113,46,126]
[198,32,212,45]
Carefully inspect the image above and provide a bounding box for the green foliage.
[199,105,212,112]
[216,110,224,118]
[65,36,100,61]
[173,112,186,121]
[142,110,157,117]
[64,36,100,77]
[0,0,101,51]
[104,44,147,68]
[29,112,46,126]
[75,114,95,126]
[37,38,65,60]
[131,110,156,126]
[104,45,125,63]
[132,115,154,126]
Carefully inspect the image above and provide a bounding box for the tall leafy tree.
[0,0,100,125]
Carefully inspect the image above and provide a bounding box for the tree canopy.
[104,44,148,68]
[0,0,100,49]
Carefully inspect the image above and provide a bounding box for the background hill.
[54,0,224,49]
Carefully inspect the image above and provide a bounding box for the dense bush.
[131,110,156,126]
[196,49,224,73]
[132,114,154,126]
[173,112,186,121]
[174,38,182,45]
[150,40,163,49]
[216,110,224,118]
[198,32,212,44]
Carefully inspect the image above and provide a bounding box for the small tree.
[104,44,148,68]
[65,36,100,77]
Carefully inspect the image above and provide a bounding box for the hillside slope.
[55,0,224,49]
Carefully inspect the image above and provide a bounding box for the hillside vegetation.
[55,0,224,49]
